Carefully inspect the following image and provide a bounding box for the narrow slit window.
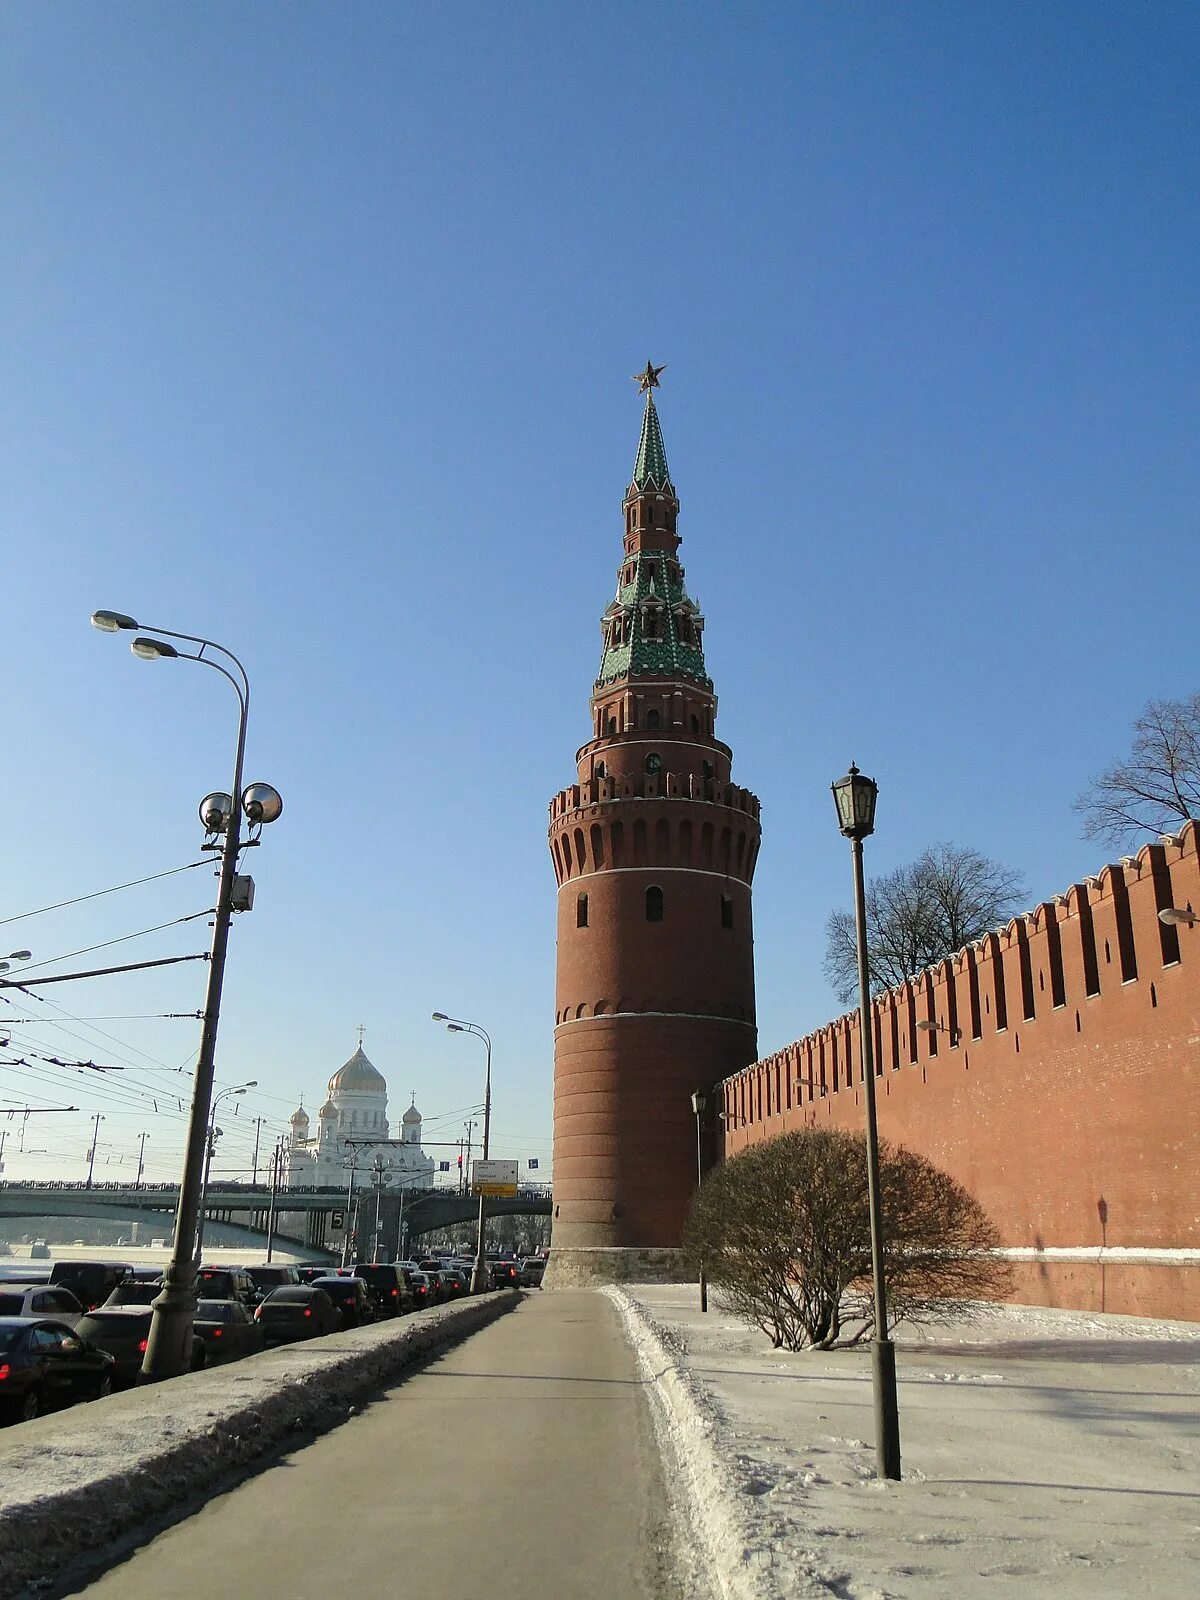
[721,894,734,929]
[645,885,664,922]
[576,893,588,929]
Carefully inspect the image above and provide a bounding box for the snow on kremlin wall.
[720,822,1200,1321]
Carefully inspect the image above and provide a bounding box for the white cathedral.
[283,1040,435,1191]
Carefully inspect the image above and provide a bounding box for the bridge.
[0,1180,553,1255]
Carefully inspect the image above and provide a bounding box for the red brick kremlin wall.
[720,822,1200,1321]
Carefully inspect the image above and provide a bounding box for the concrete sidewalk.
[69,1291,697,1600]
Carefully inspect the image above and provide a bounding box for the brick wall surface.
[720,824,1200,1320]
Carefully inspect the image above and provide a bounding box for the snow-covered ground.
[611,1286,1200,1600]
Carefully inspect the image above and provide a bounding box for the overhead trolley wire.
[0,860,210,929]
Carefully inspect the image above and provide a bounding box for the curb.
[0,1290,520,1595]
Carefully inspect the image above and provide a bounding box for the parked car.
[192,1299,265,1363]
[254,1286,340,1345]
[308,1276,374,1329]
[519,1257,546,1289]
[74,1307,205,1387]
[243,1264,300,1303]
[354,1264,413,1317]
[0,1284,84,1325]
[48,1261,131,1312]
[195,1266,258,1309]
[103,1280,163,1307]
[0,1317,116,1423]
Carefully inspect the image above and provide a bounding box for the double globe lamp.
[91,609,281,1381]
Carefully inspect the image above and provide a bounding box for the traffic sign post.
[472,1158,518,1197]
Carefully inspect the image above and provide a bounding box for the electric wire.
[0,861,210,928]
[11,910,214,977]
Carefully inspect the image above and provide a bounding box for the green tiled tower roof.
[632,394,674,492]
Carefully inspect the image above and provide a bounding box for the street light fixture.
[831,761,902,1481]
[432,1011,492,1293]
[915,1018,962,1045]
[690,1087,709,1314]
[194,1081,258,1261]
[91,607,282,1381]
[0,952,33,973]
[1159,907,1197,927]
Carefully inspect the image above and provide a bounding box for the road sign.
[528,1158,540,1170]
[439,1160,451,1171]
[472,1158,518,1197]
[330,1209,345,1229]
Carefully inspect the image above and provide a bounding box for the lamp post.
[831,762,902,1481]
[194,1081,257,1261]
[691,1088,709,1313]
[91,609,282,1381]
[432,1012,491,1292]
[915,1018,961,1045]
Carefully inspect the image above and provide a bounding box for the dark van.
[49,1261,131,1312]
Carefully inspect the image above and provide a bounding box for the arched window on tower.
[646,885,664,922]
[577,892,589,929]
[645,709,661,730]
[721,894,734,929]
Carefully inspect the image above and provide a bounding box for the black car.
[74,1307,206,1387]
[103,1280,163,1307]
[48,1261,131,1312]
[195,1266,258,1309]
[295,1265,334,1285]
[0,1317,117,1424]
[308,1276,374,1329]
[192,1299,265,1363]
[353,1264,413,1317]
[488,1260,521,1290]
[254,1286,340,1345]
[244,1264,300,1303]
[406,1270,434,1309]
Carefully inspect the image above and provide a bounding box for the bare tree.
[683,1128,1010,1352]
[1074,694,1200,849]
[823,843,1026,1005]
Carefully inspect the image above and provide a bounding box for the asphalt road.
[70,1290,699,1599]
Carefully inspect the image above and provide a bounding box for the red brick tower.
[546,370,762,1285]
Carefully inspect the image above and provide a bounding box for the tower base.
[542,1245,692,1289]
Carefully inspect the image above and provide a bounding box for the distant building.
[283,1042,434,1190]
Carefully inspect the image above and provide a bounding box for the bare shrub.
[683,1127,1011,1351]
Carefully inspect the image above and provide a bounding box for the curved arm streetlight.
[91,608,280,1381]
[194,1081,257,1262]
[432,1012,492,1292]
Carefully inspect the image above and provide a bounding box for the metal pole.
[251,1116,264,1184]
[373,1158,384,1264]
[135,1131,148,1189]
[850,834,902,1481]
[142,660,248,1382]
[472,1036,492,1293]
[193,1124,218,1263]
[265,1138,281,1264]
[85,1113,104,1187]
[695,1108,708,1314]
[341,1159,357,1268]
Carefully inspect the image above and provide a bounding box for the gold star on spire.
[632,360,666,395]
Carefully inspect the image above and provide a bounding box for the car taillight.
[212,1328,223,1338]
[391,1288,398,1297]
[0,1363,9,1382]
[254,1307,262,1320]
[303,1308,312,1317]
[138,1338,148,1353]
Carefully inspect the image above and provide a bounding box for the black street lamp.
[831,762,902,1481]
[91,609,282,1380]
[690,1087,708,1313]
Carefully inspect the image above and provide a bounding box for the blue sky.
[2,4,1197,1185]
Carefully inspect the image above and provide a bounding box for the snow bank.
[0,1291,519,1596]
[613,1286,1200,1600]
